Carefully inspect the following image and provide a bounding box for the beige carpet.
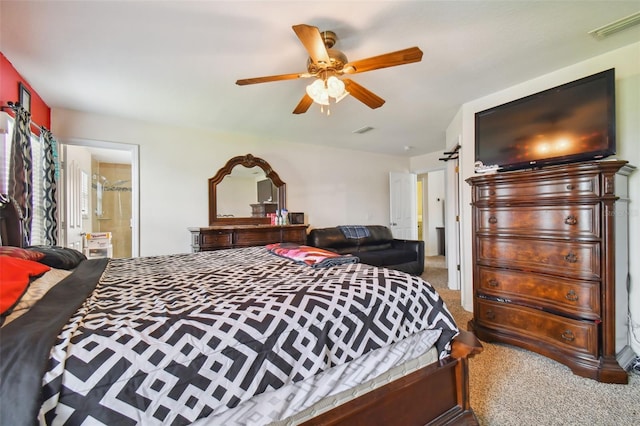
[422,257,640,426]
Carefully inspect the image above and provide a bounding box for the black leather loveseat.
[307,225,424,275]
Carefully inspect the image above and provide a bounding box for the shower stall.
[92,162,132,258]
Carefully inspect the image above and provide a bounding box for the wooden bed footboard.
[302,330,483,425]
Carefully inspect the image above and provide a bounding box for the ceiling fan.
[235,24,423,114]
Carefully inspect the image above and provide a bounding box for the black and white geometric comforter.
[4,246,458,425]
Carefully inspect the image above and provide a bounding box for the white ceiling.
[1,1,639,158]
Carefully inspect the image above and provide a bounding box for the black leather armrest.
[391,239,424,257]
[387,239,425,275]
[392,239,424,262]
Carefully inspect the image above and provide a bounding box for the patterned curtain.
[40,128,59,245]
[8,107,33,246]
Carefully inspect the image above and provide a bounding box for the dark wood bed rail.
[302,330,483,425]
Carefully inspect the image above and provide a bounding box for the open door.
[389,172,418,239]
[62,145,91,252]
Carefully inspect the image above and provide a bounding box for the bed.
[0,197,482,425]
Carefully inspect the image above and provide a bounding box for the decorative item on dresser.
[467,160,635,384]
[250,202,277,217]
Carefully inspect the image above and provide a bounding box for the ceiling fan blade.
[292,24,331,66]
[343,79,385,109]
[236,72,310,86]
[343,47,423,74]
[292,93,314,114]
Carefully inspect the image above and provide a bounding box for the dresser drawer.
[476,266,600,319]
[476,204,600,239]
[282,227,306,244]
[200,230,233,248]
[233,228,282,246]
[477,237,600,280]
[474,173,599,202]
[475,299,598,358]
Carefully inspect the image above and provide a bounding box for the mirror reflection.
[208,154,286,225]
[216,166,276,218]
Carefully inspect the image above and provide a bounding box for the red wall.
[1,52,51,133]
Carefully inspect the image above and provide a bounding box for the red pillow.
[0,256,51,315]
[0,246,45,261]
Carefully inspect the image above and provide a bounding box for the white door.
[63,145,92,252]
[389,172,418,239]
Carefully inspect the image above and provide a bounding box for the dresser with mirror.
[189,154,308,252]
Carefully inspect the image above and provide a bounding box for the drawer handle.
[489,190,496,196]
[565,289,579,302]
[564,215,578,226]
[564,252,578,263]
[561,330,575,342]
[488,216,498,224]
[485,310,495,320]
[566,184,575,190]
[487,278,499,287]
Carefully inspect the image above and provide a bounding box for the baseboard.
[616,345,637,371]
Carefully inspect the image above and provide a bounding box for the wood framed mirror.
[208,154,286,225]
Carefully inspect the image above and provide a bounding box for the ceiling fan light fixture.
[306,76,348,106]
[306,79,329,105]
[334,90,350,103]
[326,76,345,98]
[316,93,330,105]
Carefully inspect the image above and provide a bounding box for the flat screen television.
[475,68,616,172]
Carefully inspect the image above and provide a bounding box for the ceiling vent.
[352,126,374,134]
[588,11,640,39]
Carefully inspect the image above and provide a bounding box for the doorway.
[418,170,446,257]
[411,150,461,290]
[59,139,139,258]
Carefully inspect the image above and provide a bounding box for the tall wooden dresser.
[467,160,634,383]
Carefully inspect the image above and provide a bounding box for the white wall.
[452,42,640,355]
[51,108,410,256]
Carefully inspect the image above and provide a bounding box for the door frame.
[59,138,140,257]
[445,153,461,291]
[409,141,462,290]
